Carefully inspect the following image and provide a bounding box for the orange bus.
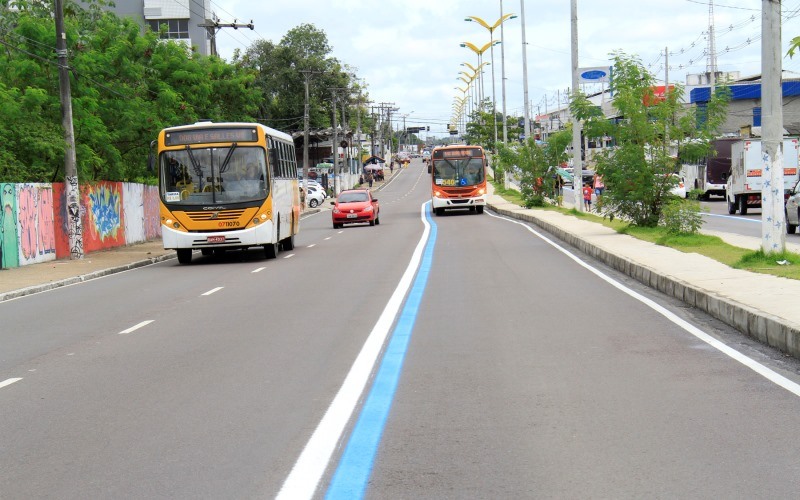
[429,145,487,215]
[153,121,301,264]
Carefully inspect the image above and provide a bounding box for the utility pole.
[55,0,82,260]
[300,70,319,194]
[331,91,339,195]
[570,0,583,211]
[199,16,253,57]
[520,0,531,142]
[762,0,785,253]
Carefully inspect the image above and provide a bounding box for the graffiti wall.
[1,182,161,269]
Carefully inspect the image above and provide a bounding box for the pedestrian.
[299,185,306,211]
[582,182,593,211]
[365,171,374,188]
[593,172,605,210]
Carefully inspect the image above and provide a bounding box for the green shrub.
[660,198,704,234]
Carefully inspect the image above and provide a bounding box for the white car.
[306,185,325,208]
[669,174,687,199]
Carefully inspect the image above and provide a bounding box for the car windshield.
[433,157,485,187]
[160,146,268,206]
[339,192,369,203]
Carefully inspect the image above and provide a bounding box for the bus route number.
[435,178,456,186]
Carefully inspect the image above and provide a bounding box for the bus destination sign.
[165,127,258,146]
[434,147,482,159]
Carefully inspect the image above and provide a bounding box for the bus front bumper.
[162,222,274,250]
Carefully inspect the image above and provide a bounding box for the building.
[97,0,212,56]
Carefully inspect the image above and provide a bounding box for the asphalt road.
[3,160,800,498]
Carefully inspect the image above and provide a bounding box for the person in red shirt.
[582,182,593,211]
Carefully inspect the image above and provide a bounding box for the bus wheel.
[264,242,279,259]
[281,233,295,251]
[476,206,484,214]
[176,249,192,264]
[739,195,748,215]
[727,197,737,215]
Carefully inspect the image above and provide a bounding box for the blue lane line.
[325,203,437,500]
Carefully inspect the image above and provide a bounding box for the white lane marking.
[277,202,431,500]
[704,213,760,223]
[202,287,224,296]
[324,237,332,241]
[284,254,295,259]
[487,210,800,398]
[252,267,266,273]
[307,244,316,248]
[119,320,154,335]
[0,378,22,389]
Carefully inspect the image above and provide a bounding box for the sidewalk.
[486,184,800,359]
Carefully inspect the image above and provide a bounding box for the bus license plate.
[346,214,357,219]
[207,235,225,243]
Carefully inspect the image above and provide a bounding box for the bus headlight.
[478,188,486,195]
[260,213,268,220]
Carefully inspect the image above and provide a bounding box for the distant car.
[306,185,325,208]
[304,180,326,197]
[669,174,687,199]
[331,189,380,228]
[785,178,800,234]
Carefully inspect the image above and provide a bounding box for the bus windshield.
[160,146,268,205]
[433,157,485,187]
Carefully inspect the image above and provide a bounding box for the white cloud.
[211,0,799,137]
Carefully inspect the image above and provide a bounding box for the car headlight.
[363,205,373,212]
[333,208,341,214]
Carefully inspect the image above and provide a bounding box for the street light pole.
[500,0,509,144]
[465,13,516,149]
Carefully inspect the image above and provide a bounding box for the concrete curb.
[0,253,176,303]
[488,201,800,359]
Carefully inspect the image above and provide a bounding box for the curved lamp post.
[465,12,517,146]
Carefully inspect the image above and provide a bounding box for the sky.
[207,0,800,138]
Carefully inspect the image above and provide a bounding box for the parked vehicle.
[785,177,800,234]
[726,138,800,215]
[669,174,687,199]
[680,137,739,200]
[306,185,325,208]
[331,189,380,228]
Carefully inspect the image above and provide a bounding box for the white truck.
[726,138,800,215]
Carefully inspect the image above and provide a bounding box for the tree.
[496,129,571,207]
[571,51,729,227]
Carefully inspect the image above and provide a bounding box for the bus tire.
[727,197,737,214]
[281,234,295,251]
[176,249,192,264]
[476,206,484,214]
[739,195,748,215]
[787,210,797,234]
[264,242,279,259]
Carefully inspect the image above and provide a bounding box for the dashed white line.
[0,378,22,389]
[119,320,155,335]
[307,244,316,248]
[324,237,332,241]
[252,267,266,273]
[202,287,224,296]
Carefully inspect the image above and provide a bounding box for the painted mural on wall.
[82,181,126,253]
[16,183,56,266]
[1,181,160,269]
[1,183,19,268]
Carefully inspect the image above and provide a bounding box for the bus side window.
[269,139,280,179]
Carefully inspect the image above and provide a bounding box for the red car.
[331,189,380,228]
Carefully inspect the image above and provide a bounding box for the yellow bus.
[153,121,301,264]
